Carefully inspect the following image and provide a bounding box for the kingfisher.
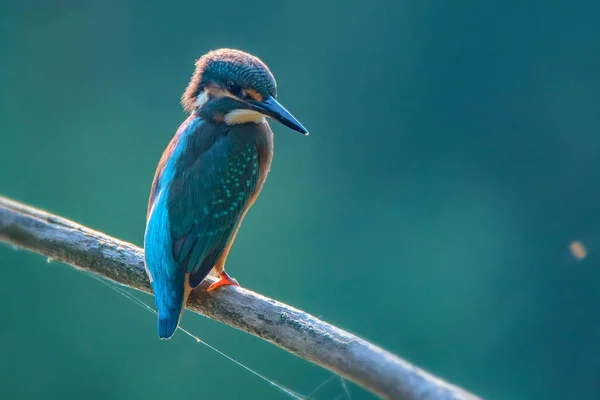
[143,48,308,339]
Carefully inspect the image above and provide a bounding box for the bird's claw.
[207,271,240,292]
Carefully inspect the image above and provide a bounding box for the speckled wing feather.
[167,132,260,286]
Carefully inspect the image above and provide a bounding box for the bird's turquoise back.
[144,115,272,338]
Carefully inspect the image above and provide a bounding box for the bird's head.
[182,48,308,135]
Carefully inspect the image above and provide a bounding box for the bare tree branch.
[0,196,480,400]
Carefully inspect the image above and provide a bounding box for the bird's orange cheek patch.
[245,89,263,102]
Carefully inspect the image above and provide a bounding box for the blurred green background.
[1,1,600,399]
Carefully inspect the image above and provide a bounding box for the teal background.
[1,1,600,399]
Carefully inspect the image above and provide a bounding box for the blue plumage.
[144,118,197,339]
[145,117,263,338]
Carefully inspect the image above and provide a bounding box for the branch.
[0,196,480,400]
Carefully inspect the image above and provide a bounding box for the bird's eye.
[226,81,242,96]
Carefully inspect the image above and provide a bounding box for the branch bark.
[0,196,480,400]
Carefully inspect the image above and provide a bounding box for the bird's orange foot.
[207,271,240,292]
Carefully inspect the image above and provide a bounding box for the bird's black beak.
[247,96,308,135]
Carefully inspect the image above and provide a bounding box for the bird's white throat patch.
[224,109,266,125]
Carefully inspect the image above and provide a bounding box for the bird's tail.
[154,275,191,340]
[157,307,181,339]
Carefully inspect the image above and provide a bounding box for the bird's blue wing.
[166,134,260,286]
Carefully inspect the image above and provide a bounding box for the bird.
[143,48,308,339]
